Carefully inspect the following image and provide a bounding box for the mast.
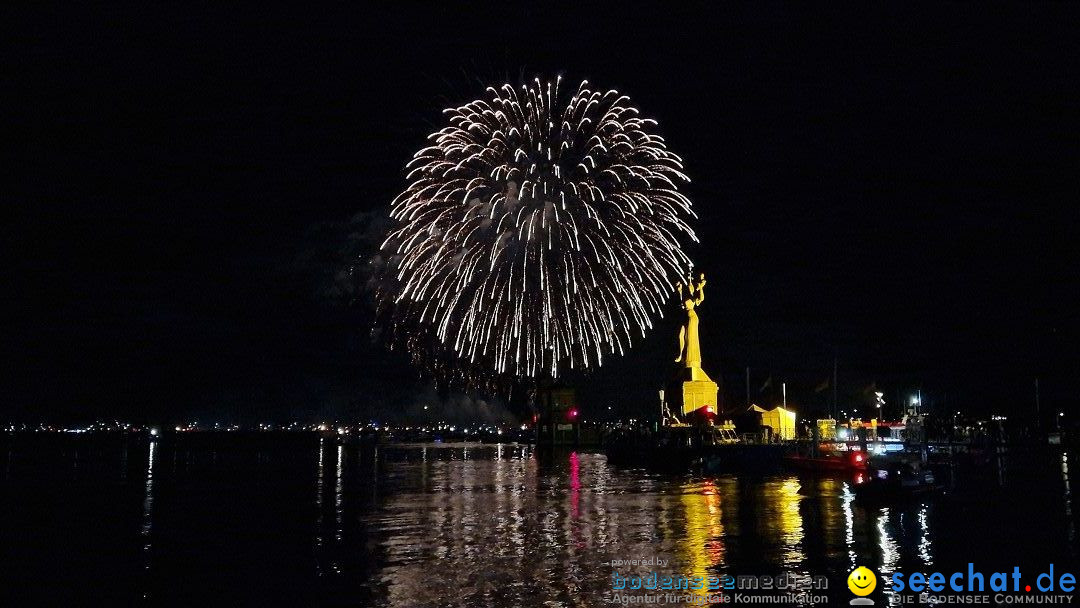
[832,354,838,419]
[1035,377,1041,430]
[745,366,750,408]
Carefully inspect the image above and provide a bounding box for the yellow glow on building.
[752,405,797,440]
[816,418,837,440]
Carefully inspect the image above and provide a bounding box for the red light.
[568,409,578,419]
[854,453,863,463]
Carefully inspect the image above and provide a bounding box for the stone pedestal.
[669,367,719,417]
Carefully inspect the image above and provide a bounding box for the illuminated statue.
[668,272,718,418]
[675,273,707,368]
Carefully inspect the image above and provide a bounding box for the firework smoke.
[377,77,698,381]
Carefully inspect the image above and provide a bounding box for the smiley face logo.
[847,566,877,596]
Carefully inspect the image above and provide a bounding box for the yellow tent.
[750,405,797,440]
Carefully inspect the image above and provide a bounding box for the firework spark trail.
[378,77,698,380]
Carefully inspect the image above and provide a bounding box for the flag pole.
[832,354,838,419]
[745,366,750,408]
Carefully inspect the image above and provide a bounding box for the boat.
[603,425,784,473]
[854,454,942,502]
[783,442,869,472]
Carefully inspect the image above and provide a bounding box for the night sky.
[9,4,1079,425]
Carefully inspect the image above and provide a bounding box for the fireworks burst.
[377,77,698,380]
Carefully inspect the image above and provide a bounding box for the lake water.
[1,434,1076,606]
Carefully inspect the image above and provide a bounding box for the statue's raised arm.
[692,273,706,305]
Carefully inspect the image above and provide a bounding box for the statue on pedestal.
[668,272,719,419]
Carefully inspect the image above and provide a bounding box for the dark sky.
[9,4,1079,424]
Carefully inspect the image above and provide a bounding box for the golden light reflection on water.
[14,436,1080,607]
[749,476,807,568]
[344,446,942,607]
[679,479,725,601]
[778,477,806,566]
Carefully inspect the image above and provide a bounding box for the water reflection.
[776,477,806,566]
[7,438,1079,607]
[918,505,933,566]
[140,440,157,601]
[1064,452,1075,558]
[331,444,344,574]
[364,446,907,606]
[680,479,725,602]
[877,508,900,573]
[314,438,325,576]
[842,481,856,569]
